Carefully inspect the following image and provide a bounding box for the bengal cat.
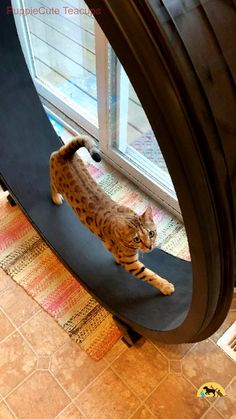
[50,136,175,295]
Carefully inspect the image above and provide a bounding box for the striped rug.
[0,155,190,360]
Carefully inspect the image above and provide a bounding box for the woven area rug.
[130,129,169,172]
[0,155,190,361]
[0,193,121,361]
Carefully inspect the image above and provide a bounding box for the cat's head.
[115,207,157,252]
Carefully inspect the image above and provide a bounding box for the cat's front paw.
[160,281,175,296]
[150,276,175,295]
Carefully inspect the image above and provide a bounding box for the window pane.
[127,85,169,174]
[23,0,97,124]
[109,51,176,200]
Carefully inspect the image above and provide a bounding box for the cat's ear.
[141,206,153,221]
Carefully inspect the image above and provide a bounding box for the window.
[13,0,181,218]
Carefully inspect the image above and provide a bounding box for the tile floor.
[0,268,235,419]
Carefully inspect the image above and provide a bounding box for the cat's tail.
[58,135,101,162]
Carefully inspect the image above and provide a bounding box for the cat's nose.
[149,246,152,250]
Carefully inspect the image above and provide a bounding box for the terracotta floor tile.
[214,378,236,418]
[50,340,106,398]
[202,407,224,419]
[37,356,50,370]
[20,310,70,356]
[0,269,14,294]
[130,405,155,419]
[75,368,139,419]
[182,339,236,389]
[169,360,182,374]
[0,402,15,419]
[104,337,127,364]
[0,309,14,341]
[0,332,37,397]
[211,310,236,344]
[112,340,168,399]
[153,341,195,360]
[0,283,40,327]
[7,371,70,419]
[57,403,84,418]
[146,375,209,419]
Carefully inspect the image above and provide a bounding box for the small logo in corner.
[197,382,226,398]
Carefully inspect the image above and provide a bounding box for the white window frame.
[13,0,181,220]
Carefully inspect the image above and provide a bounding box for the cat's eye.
[149,231,155,238]
[133,236,141,243]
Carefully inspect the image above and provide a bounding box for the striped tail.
[58,135,101,162]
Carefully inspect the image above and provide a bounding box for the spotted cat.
[50,136,175,295]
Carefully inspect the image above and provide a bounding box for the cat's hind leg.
[50,154,64,205]
[50,182,64,205]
